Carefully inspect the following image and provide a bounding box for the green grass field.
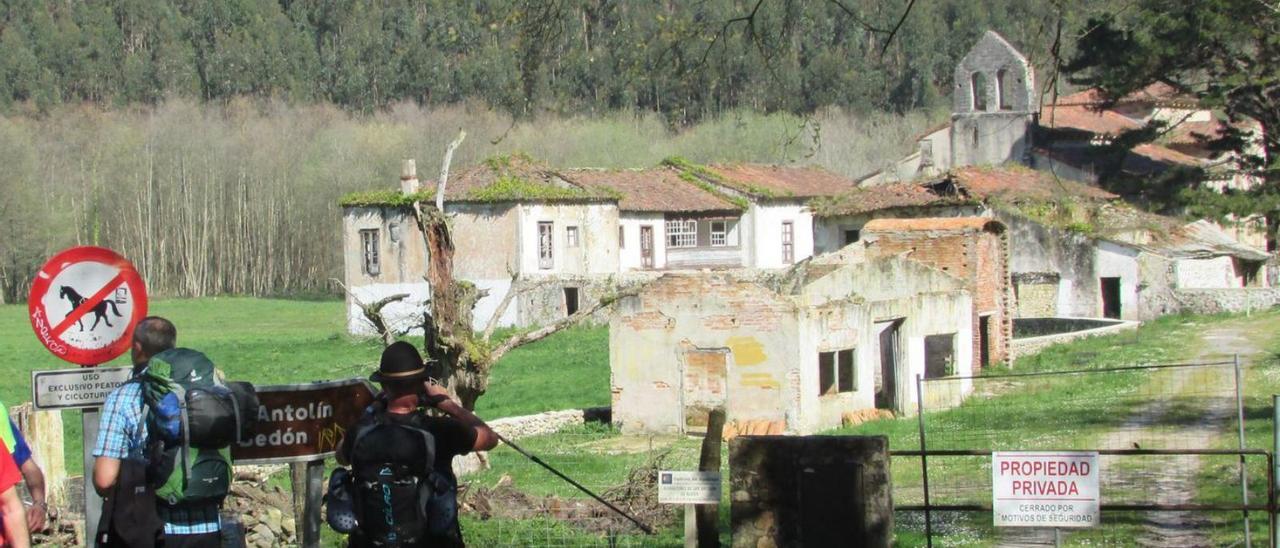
[0,297,610,473]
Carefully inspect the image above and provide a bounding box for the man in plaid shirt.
[93,317,222,548]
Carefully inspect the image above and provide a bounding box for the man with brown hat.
[336,341,498,547]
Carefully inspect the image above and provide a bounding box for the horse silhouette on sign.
[59,286,123,331]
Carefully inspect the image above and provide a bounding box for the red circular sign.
[28,247,149,366]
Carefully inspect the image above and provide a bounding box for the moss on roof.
[662,156,760,205]
[465,175,611,202]
[338,189,432,207]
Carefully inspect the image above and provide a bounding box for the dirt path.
[997,320,1263,547]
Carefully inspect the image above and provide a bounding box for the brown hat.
[371,341,431,383]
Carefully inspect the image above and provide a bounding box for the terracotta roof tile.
[951,166,1117,201]
[703,164,858,199]
[423,154,612,203]
[1039,103,1143,135]
[1128,143,1206,170]
[811,181,963,216]
[561,167,741,213]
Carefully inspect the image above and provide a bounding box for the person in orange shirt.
[0,441,29,548]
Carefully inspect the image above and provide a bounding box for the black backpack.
[348,407,458,547]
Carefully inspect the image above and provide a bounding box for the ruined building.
[611,218,1010,435]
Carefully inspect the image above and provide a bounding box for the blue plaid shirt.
[94,381,221,535]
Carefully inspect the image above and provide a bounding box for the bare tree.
[411,130,643,410]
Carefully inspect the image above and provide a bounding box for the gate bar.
[897,503,1273,512]
[915,374,933,548]
[1235,354,1253,548]
[891,448,1269,456]
[929,359,1237,382]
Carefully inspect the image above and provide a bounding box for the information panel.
[658,471,722,504]
[992,451,1099,528]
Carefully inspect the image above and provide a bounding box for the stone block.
[730,435,892,547]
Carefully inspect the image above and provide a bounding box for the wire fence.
[897,357,1277,546]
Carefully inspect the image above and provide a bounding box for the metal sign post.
[27,246,148,541]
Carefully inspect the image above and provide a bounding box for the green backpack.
[139,348,257,506]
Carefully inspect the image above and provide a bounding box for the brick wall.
[867,226,1011,367]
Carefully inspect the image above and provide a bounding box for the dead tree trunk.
[411,130,643,410]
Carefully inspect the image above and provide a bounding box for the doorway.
[640,226,654,268]
[1100,277,1121,319]
[874,319,903,411]
[563,287,579,316]
[978,315,992,368]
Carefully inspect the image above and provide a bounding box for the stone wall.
[453,406,610,477]
[1172,288,1280,315]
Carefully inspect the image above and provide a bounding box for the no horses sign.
[28,246,149,366]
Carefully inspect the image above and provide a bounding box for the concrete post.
[9,404,66,511]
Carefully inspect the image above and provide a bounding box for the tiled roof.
[1049,83,1195,108]
[951,166,1117,201]
[863,217,1003,233]
[702,164,859,199]
[1039,102,1143,136]
[561,167,741,213]
[1161,220,1270,261]
[1033,143,1205,177]
[1114,144,1208,177]
[812,166,1116,218]
[811,181,967,216]
[422,154,613,203]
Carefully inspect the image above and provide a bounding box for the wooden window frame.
[359,229,380,277]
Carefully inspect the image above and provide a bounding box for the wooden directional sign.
[232,378,377,465]
[32,366,134,410]
[28,247,148,366]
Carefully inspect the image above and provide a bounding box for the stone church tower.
[950,31,1036,168]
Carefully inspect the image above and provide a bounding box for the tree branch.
[436,129,467,212]
[481,271,559,343]
[879,0,917,57]
[332,278,410,346]
[488,283,645,363]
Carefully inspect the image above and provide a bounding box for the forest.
[0,0,1117,301]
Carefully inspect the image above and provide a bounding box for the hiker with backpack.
[93,316,255,548]
[334,341,498,548]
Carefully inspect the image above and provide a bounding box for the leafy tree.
[1064,0,1280,248]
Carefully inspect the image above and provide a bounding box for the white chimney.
[400,159,420,195]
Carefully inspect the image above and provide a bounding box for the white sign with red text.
[992,451,1099,528]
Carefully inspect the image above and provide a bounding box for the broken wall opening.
[924,333,956,378]
[874,319,904,411]
[681,347,729,434]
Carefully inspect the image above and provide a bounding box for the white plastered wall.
[1095,241,1141,320]
[1175,256,1240,289]
[747,202,815,269]
[517,203,620,275]
[618,212,666,271]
